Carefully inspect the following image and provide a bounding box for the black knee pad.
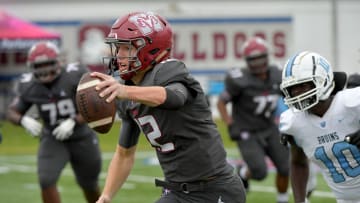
[39,173,58,189]
[77,176,99,191]
[251,168,268,180]
[277,165,290,177]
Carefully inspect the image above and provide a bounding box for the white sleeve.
[343,87,360,109]
[279,109,294,135]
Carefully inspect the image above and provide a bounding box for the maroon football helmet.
[27,41,61,83]
[242,37,269,74]
[105,11,173,80]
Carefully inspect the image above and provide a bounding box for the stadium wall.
[1,0,360,118]
[3,0,360,73]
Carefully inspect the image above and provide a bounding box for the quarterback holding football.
[93,11,246,203]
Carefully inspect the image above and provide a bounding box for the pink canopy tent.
[0,10,61,52]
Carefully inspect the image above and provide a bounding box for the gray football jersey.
[12,63,94,139]
[117,59,233,182]
[224,66,282,131]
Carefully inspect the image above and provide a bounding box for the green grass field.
[0,120,336,203]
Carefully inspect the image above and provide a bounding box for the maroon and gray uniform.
[220,66,289,180]
[11,63,101,190]
[117,59,246,203]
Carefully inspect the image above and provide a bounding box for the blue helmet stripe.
[285,53,300,77]
[318,57,330,72]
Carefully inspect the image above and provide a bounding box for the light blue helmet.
[280,51,334,111]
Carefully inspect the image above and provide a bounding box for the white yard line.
[0,151,334,199]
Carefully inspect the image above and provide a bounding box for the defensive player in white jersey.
[279,51,360,203]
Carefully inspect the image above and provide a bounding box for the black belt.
[155,179,209,193]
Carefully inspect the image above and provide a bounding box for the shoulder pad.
[268,66,282,90]
[268,64,281,71]
[342,87,360,108]
[278,109,296,135]
[149,59,203,96]
[63,62,88,79]
[65,62,78,72]
[227,67,244,79]
[15,73,35,95]
[18,73,34,83]
[268,65,282,78]
[224,68,248,95]
[153,59,189,85]
[65,62,87,73]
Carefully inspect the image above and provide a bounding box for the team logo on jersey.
[320,121,326,128]
[338,117,345,123]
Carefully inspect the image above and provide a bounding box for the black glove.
[227,124,242,141]
[280,134,295,146]
[344,130,360,148]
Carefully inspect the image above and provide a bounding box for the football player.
[276,97,318,202]
[279,51,360,203]
[92,11,246,203]
[216,37,290,203]
[7,41,102,203]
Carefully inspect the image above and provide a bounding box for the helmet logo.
[129,12,164,36]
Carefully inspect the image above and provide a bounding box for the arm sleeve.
[157,82,190,110]
[118,118,141,148]
[10,96,32,115]
[11,80,33,115]
[218,90,231,104]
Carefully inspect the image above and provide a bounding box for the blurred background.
[1,0,360,119]
[0,1,359,202]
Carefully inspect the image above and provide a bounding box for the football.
[76,72,116,134]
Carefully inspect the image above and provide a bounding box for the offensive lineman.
[93,11,246,203]
[7,41,102,203]
[217,37,289,203]
[280,51,360,203]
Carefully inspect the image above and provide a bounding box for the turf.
[0,120,336,203]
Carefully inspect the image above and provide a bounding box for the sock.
[239,165,248,179]
[277,192,289,202]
